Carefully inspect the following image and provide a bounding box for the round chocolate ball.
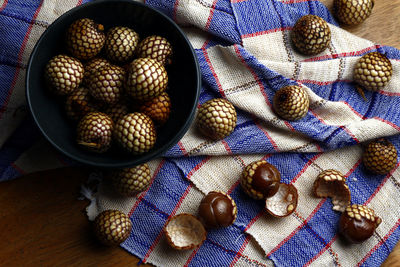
[198,191,237,228]
[339,204,381,243]
[241,160,281,200]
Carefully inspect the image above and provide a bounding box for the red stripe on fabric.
[0,0,44,118]
[0,0,8,11]
[221,140,246,167]
[283,121,296,132]
[344,158,362,177]
[244,210,263,231]
[202,48,226,97]
[128,160,165,217]
[172,0,180,21]
[233,44,272,107]
[187,156,211,180]
[340,101,363,119]
[11,163,25,174]
[303,236,338,266]
[76,0,83,6]
[379,90,400,97]
[183,245,201,267]
[373,117,400,132]
[303,45,380,62]
[297,79,352,86]
[310,110,360,144]
[266,199,327,257]
[365,162,400,205]
[253,118,279,151]
[142,184,193,263]
[281,0,318,3]
[241,27,291,39]
[178,141,188,156]
[357,219,400,267]
[202,38,210,50]
[205,0,218,30]
[290,153,322,184]
[229,234,251,267]
[231,0,248,3]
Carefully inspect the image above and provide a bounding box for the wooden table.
[1,1,400,266]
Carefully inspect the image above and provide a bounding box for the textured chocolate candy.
[138,92,171,125]
[111,163,152,197]
[334,0,374,25]
[241,160,281,200]
[136,35,173,65]
[93,210,132,246]
[87,64,126,104]
[312,169,351,212]
[65,87,100,121]
[76,112,113,153]
[125,58,168,102]
[353,52,392,92]
[113,112,157,154]
[164,213,207,250]
[362,138,398,174]
[291,15,331,55]
[339,204,381,243]
[273,85,309,121]
[198,191,237,228]
[265,183,298,218]
[83,57,110,85]
[44,54,84,96]
[196,98,237,140]
[66,18,105,60]
[104,101,130,123]
[104,26,140,64]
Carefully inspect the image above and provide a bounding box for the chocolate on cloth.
[2,0,400,267]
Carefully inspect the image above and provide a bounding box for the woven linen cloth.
[1,0,400,266]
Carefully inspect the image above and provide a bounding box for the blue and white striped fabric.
[1,0,400,266]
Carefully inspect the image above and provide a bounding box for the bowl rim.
[25,0,201,168]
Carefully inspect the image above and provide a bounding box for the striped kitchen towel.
[1,0,400,266]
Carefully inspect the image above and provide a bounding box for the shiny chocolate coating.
[339,204,381,243]
[198,191,237,228]
[241,160,281,200]
[362,138,398,174]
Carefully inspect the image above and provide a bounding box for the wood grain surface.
[1,1,400,266]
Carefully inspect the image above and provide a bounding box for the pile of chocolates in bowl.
[44,18,172,155]
[48,0,397,251]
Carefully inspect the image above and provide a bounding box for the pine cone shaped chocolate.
[291,15,331,55]
[87,64,126,104]
[196,98,237,140]
[93,210,132,246]
[44,54,84,96]
[104,26,140,64]
[138,92,171,125]
[104,101,130,123]
[339,204,381,243]
[136,35,173,65]
[83,57,111,85]
[66,18,105,60]
[353,52,392,92]
[113,112,157,154]
[125,58,168,102]
[362,138,398,174]
[76,112,113,153]
[65,87,100,121]
[334,0,374,25]
[111,163,152,197]
[240,160,281,200]
[273,85,309,121]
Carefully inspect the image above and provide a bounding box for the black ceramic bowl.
[26,0,200,168]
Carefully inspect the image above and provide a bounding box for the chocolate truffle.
[339,204,381,243]
[198,191,237,228]
[241,160,281,200]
